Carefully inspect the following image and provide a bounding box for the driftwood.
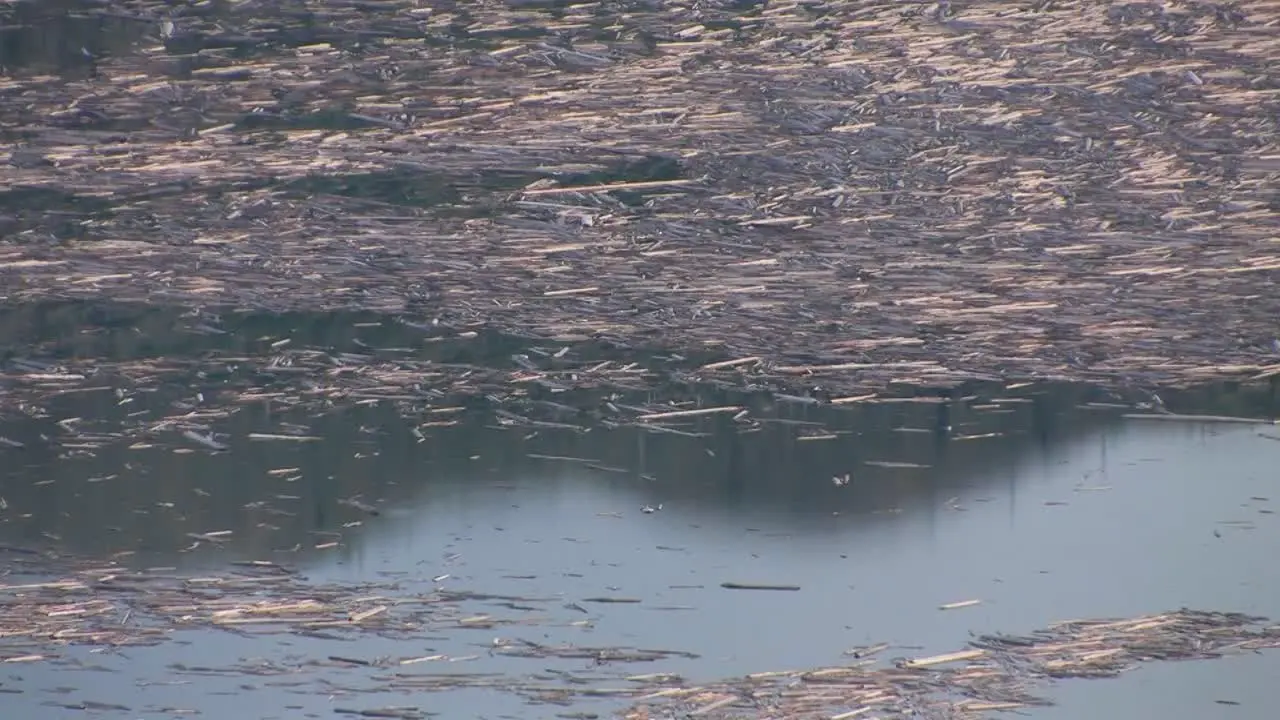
[621,609,1280,719]
[0,556,692,664]
[1,0,1279,394]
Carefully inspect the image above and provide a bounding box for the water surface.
[3,368,1278,718]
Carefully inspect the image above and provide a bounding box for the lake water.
[2,354,1278,718]
[4,0,1279,714]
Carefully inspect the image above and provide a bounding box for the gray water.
[2,372,1278,718]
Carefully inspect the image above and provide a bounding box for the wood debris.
[621,609,1280,719]
[0,0,1276,392]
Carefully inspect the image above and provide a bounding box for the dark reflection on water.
[0,378,1126,566]
[0,0,155,77]
[0,301,529,366]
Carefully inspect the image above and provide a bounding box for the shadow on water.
[1,302,1279,718]
[0,0,688,72]
[0,376,1121,565]
[0,0,155,77]
[0,301,529,366]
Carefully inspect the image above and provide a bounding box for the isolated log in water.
[719,582,801,591]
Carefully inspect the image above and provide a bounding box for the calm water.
[2,352,1278,717]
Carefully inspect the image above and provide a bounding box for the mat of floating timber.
[2,0,1279,390]
[618,609,1280,719]
[0,556,695,665]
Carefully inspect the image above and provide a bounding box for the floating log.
[719,582,801,592]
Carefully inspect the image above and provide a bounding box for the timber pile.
[2,0,1279,391]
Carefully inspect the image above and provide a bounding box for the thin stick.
[637,406,744,422]
[522,179,698,196]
